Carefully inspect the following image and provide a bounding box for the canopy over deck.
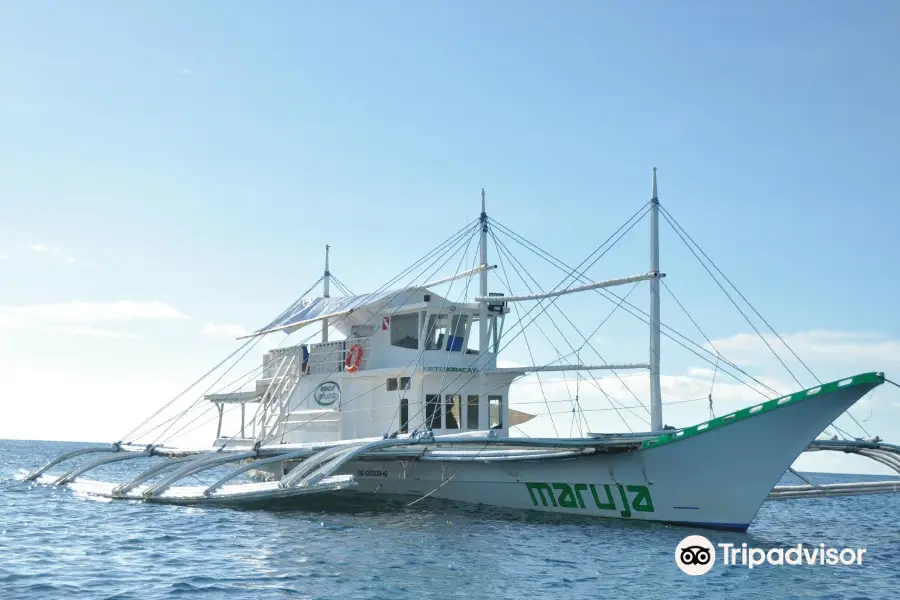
[239,265,494,340]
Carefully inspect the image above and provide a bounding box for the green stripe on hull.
[641,372,885,449]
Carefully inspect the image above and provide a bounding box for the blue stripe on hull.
[662,519,750,532]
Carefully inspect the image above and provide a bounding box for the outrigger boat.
[24,170,900,531]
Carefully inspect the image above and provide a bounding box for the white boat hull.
[259,374,882,531]
[26,373,883,532]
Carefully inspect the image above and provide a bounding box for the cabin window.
[390,313,419,349]
[447,315,468,352]
[489,395,503,429]
[387,377,409,392]
[466,321,478,354]
[425,314,450,350]
[466,395,480,429]
[399,399,409,434]
[425,394,441,429]
[351,325,375,338]
[444,394,461,429]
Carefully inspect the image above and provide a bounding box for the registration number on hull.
[357,469,389,478]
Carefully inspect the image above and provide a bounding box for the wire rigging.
[268,222,484,444]
[657,206,867,439]
[145,218,480,449]
[491,231,644,431]
[491,218,780,399]
[134,189,881,449]
[660,205,821,386]
[417,207,656,432]
[658,209,805,390]
[490,231,559,436]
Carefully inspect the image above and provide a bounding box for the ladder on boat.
[256,353,303,441]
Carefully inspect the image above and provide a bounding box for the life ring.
[345,344,364,372]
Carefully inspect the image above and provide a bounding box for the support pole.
[215,403,224,439]
[649,168,663,431]
[322,244,330,343]
[478,189,490,430]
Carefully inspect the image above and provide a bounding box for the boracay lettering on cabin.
[525,482,654,517]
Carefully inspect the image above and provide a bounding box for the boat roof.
[269,287,476,335]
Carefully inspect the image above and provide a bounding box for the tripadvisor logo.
[675,535,867,575]
[675,535,716,575]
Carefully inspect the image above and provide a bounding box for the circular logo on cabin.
[313,381,341,406]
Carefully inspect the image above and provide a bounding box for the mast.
[478,189,490,430]
[322,244,330,343]
[649,168,663,431]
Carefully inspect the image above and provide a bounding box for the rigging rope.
[115,275,325,444]
[490,248,645,430]
[386,223,480,437]
[330,275,355,297]
[490,232,560,436]
[490,218,780,399]
[144,314,332,445]
[269,222,484,444]
[658,206,869,439]
[491,231,647,424]
[658,209,805,390]
[411,207,656,434]
[489,234,579,425]
[279,204,654,445]
[660,204,822,386]
[137,276,347,446]
[265,225,480,444]
[660,279,723,420]
[491,231,641,430]
[150,217,480,449]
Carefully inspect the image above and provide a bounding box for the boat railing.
[306,336,371,375]
[262,346,304,379]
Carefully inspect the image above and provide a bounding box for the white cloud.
[201,323,302,351]
[0,363,189,445]
[0,252,8,260]
[2,323,897,475]
[203,322,249,338]
[27,243,76,263]
[178,67,192,76]
[708,330,900,367]
[497,358,527,369]
[259,333,287,350]
[509,329,900,474]
[0,300,188,323]
[0,301,187,339]
[54,325,141,339]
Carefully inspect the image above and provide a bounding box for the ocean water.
[1,440,898,599]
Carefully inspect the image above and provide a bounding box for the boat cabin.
[222,287,515,445]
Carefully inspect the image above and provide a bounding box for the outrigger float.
[24,170,900,531]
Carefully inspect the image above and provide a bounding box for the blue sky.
[2,2,899,473]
